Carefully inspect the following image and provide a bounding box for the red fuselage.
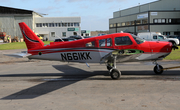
[27,33,172,63]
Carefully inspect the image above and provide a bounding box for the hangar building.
[0,6,81,41]
[109,0,180,36]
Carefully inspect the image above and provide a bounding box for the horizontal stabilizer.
[4,51,31,58]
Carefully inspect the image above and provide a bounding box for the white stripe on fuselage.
[28,48,171,63]
[28,49,115,63]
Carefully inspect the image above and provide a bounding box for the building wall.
[34,17,81,41]
[0,14,33,39]
[113,0,180,18]
[109,0,180,35]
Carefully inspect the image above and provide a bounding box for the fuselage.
[27,33,172,63]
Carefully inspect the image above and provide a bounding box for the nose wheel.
[107,56,121,80]
[153,61,164,74]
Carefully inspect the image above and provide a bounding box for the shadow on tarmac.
[1,65,180,100]
[1,65,107,100]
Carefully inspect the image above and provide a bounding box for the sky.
[1,0,158,31]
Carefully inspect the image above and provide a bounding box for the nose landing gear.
[153,61,164,74]
[106,56,121,80]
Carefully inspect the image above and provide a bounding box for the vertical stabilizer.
[19,22,44,50]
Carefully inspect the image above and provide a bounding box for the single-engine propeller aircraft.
[10,22,179,79]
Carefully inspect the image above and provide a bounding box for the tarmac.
[0,49,180,110]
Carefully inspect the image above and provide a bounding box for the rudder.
[19,22,44,50]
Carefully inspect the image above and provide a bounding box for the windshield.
[131,34,145,44]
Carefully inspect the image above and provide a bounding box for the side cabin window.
[115,36,132,46]
[86,41,95,47]
[99,38,112,47]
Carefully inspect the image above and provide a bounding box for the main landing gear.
[106,56,121,80]
[153,61,164,74]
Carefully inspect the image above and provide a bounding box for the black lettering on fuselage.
[80,53,86,60]
[73,53,78,60]
[61,52,92,61]
[86,52,92,60]
[61,53,67,61]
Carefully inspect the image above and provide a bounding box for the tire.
[154,65,163,74]
[110,69,121,80]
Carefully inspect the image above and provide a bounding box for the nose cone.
[149,41,172,53]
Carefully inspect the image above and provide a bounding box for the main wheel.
[154,65,163,74]
[110,69,121,80]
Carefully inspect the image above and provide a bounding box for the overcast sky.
[1,0,157,31]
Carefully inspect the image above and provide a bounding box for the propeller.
[172,45,179,50]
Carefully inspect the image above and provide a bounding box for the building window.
[62,23,67,27]
[58,23,62,27]
[64,23,67,27]
[126,22,130,26]
[55,23,58,27]
[168,18,180,24]
[51,32,55,37]
[154,19,166,23]
[136,20,141,25]
[49,23,55,27]
[110,24,113,27]
[131,21,135,25]
[158,19,161,23]
[117,23,121,27]
[113,23,117,27]
[74,23,79,27]
[154,19,158,23]
[162,19,166,23]
[62,32,66,37]
[163,32,170,35]
[43,23,48,27]
[121,22,125,26]
[71,23,73,27]
[168,19,171,23]
[36,23,42,27]
[142,19,148,24]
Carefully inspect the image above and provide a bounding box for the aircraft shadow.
[1,65,108,100]
[1,65,180,100]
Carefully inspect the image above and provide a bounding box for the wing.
[4,51,32,58]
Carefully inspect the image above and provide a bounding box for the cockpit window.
[131,34,145,44]
[115,36,132,46]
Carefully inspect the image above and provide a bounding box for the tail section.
[19,22,44,50]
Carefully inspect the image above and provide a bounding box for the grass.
[0,41,51,50]
[0,42,180,60]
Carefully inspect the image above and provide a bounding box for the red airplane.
[13,22,177,79]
